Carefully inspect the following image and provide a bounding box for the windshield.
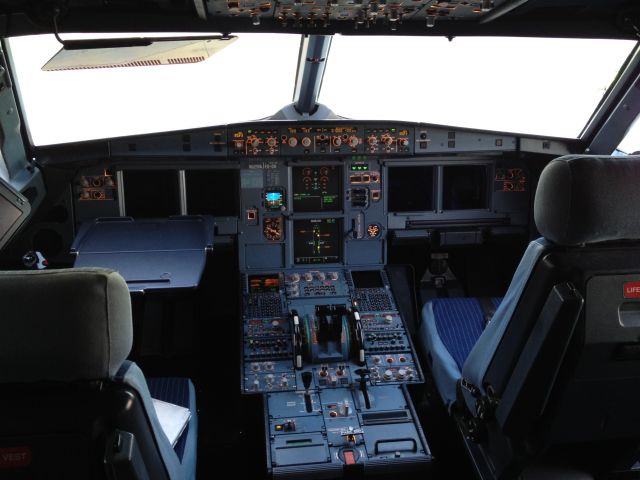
[320,36,635,138]
[8,33,300,146]
[7,33,637,145]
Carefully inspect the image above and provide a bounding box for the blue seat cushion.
[147,377,194,461]
[419,297,502,409]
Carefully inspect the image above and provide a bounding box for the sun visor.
[42,36,237,71]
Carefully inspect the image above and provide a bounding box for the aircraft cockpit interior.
[1,1,640,479]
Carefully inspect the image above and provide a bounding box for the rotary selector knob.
[288,273,300,283]
[383,135,394,146]
[398,138,409,147]
[332,136,342,147]
[301,137,312,148]
[304,272,314,282]
[368,136,378,146]
[328,271,339,281]
[266,137,277,148]
[288,137,298,147]
[348,136,359,148]
[250,138,260,148]
[316,271,326,281]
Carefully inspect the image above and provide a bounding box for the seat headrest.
[0,268,132,383]
[534,155,640,246]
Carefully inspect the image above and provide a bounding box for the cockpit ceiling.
[1,0,639,38]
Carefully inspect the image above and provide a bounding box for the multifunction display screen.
[292,165,342,212]
[442,165,489,210]
[387,166,434,212]
[248,274,280,293]
[293,218,342,264]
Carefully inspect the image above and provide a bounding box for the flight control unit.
[238,148,432,478]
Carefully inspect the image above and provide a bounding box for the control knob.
[332,136,342,147]
[266,137,277,148]
[348,136,359,148]
[316,271,326,281]
[288,137,298,147]
[304,272,314,282]
[288,273,300,283]
[382,135,394,146]
[328,271,339,281]
[301,137,312,148]
[398,138,409,147]
[250,138,260,148]
[234,140,244,150]
[367,136,378,146]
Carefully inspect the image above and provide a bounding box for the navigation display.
[387,166,434,212]
[293,218,342,264]
[442,165,488,210]
[292,165,342,212]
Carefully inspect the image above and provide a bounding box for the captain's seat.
[418,155,640,477]
[0,268,198,479]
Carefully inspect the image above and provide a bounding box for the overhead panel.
[204,0,512,30]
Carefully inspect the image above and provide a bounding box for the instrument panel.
[75,121,531,256]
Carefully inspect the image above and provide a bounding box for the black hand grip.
[374,438,417,455]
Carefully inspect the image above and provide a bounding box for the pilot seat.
[418,155,640,478]
[0,268,198,480]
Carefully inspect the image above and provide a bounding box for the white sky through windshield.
[9,33,300,145]
[7,33,637,145]
[321,36,635,138]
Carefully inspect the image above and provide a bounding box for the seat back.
[459,156,640,476]
[0,269,174,479]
